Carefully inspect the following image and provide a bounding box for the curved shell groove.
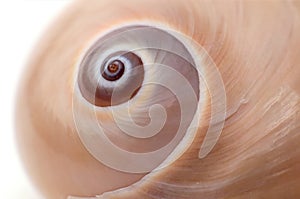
[15,0,300,199]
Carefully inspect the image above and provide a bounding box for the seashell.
[15,0,300,199]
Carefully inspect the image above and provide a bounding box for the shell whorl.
[72,24,226,174]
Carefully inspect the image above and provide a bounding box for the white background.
[0,0,71,198]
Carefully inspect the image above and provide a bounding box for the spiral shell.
[15,0,300,199]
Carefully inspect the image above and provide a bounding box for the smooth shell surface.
[15,0,300,199]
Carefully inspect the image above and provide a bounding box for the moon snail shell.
[15,1,300,199]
